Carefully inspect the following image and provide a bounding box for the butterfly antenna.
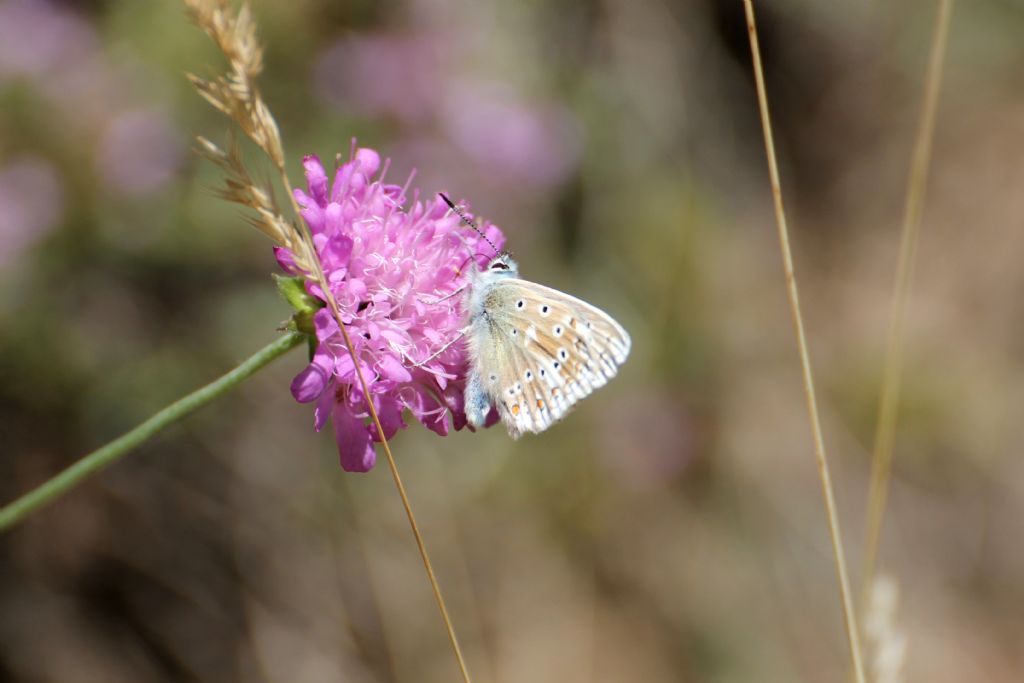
[440,192,500,257]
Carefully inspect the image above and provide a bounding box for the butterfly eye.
[490,261,509,271]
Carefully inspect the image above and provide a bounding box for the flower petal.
[323,201,344,238]
[332,401,376,472]
[378,354,412,383]
[303,155,329,205]
[314,307,340,342]
[295,189,326,234]
[370,394,405,441]
[314,390,334,432]
[354,147,381,177]
[291,351,334,403]
[273,247,301,274]
[322,233,353,270]
[408,389,449,436]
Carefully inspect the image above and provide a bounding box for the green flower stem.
[0,332,305,533]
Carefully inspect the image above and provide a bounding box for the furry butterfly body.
[463,255,631,437]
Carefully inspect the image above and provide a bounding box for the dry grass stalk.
[741,2,867,681]
[862,0,954,602]
[183,3,474,682]
[864,574,907,683]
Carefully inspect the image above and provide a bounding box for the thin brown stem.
[862,0,953,604]
[741,2,866,682]
[278,168,473,683]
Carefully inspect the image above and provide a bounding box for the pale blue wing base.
[464,368,492,429]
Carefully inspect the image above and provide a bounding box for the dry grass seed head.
[864,574,907,683]
[184,0,262,78]
[185,0,283,169]
[194,134,300,259]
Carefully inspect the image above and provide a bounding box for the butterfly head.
[483,254,519,280]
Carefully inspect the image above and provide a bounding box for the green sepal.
[274,274,319,314]
[307,334,318,361]
[273,274,323,337]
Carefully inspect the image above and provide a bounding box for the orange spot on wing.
[536,399,545,409]
[511,404,520,416]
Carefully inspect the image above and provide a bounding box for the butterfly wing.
[467,279,630,438]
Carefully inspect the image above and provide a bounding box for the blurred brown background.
[2,0,1023,681]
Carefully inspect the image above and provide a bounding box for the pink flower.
[0,0,96,82]
[96,109,183,196]
[279,146,504,472]
[441,83,582,189]
[0,156,63,267]
[314,33,444,124]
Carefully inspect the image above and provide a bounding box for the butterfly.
[461,253,631,437]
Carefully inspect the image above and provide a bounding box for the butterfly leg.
[464,369,493,429]
[410,327,468,368]
[419,285,467,306]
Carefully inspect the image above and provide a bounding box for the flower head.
[279,146,504,471]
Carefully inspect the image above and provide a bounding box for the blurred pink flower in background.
[314,31,583,192]
[314,33,444,124]
[0,157,62,267]
[0,0,182,197]
[0,0,96,81]
[279,146,504,471]
[441,83,583,189]
[97,109,184,196]
[0,0,109,129]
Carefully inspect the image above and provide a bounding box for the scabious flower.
[278,146,504,472]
